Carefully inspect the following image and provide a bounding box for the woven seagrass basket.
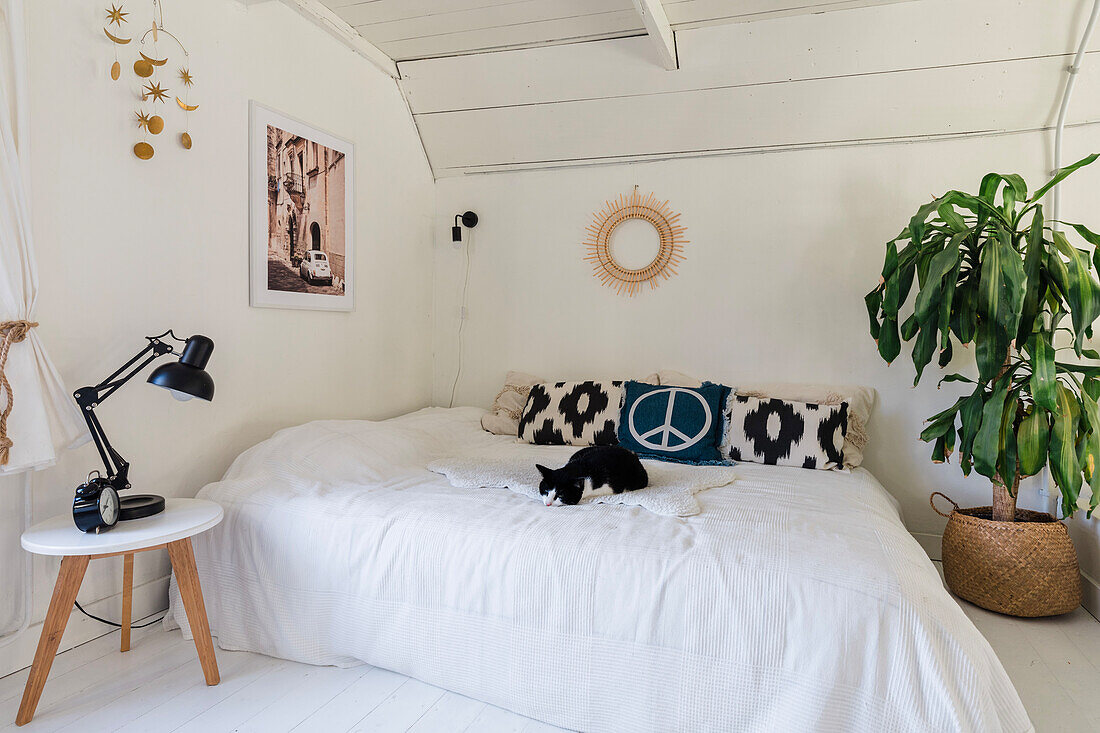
[931,492,1082,617]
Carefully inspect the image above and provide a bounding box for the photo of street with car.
[265,124,347,297]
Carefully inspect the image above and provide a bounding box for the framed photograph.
[249,101,355,311]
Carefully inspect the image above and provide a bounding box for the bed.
[165,407,1031,732]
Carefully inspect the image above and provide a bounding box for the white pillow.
[724,395,848,470]
[730,383,875,469]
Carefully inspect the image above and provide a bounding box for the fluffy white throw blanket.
[428,443,737,517]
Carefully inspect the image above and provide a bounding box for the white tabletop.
[21,498,223,556]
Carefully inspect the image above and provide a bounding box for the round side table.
[15,498,223,727]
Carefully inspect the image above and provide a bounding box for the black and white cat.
[536,446,648,506]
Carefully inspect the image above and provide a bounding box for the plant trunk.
[992,478,1018,522]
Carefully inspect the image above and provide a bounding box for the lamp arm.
[72,334,177,492]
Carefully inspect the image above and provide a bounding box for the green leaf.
[914,235,962,323]
[900,313,919,340]
[1079,389,1100,516]
[950,281,977,344]
[996,229,1027,341]
[1052,231,1100,354]
[1032,153,1100,202]
[997,391,1019,487]
[1067,222,1100,248]
[1018,407,1050,476]
[1030,331,1057,412]
[937,202,968,233]
[973,377,1009,480]
[1017,208,1046,345]
[938,337,954,368]
[958,388,985,474]
[1049,383,1083,507]
[864,288,882,340]
[939,373,976,385]
[882,240,900,317]
[912,313,940,385]
[975,319,1010,383]
[878,316,901,364]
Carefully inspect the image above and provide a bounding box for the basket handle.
[930,491,959,518]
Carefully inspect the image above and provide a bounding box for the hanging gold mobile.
[583,187,689,296]
[103,1,199,160]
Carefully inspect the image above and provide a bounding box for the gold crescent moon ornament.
[133,141,154,160]
[133,58,154,77]
[139,51,168,66]
[147,115,164,135]
[180,132,192,150]
[583,188,689,296]
[175,97,199,112]
[103,27,132,44]
[111,61,121,80]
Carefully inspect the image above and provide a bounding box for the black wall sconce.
[452,211,479,242]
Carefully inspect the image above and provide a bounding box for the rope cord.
[0,320,38,466]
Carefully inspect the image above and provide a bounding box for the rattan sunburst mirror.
[584,187,688,296]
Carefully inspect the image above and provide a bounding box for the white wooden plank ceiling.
[317,0,912,61]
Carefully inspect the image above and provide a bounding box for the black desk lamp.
[71,330,214,533]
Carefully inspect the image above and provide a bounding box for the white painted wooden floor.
[2,563,1098,733]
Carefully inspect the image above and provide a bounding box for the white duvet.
[166,407,1031,733]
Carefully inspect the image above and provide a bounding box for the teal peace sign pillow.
[617,381,730,464]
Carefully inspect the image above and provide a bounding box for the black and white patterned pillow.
[724,395,848,470]
[518,381,624,446]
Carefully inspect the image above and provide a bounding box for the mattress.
[166,407,1031,733]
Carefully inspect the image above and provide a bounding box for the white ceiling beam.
[242,0,399,78]
[631,0,678,70]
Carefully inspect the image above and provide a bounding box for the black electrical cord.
[73,600,165,629]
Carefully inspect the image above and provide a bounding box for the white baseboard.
[911,531,942,561]
[0,574,170,679]
[1081,572,1100,620]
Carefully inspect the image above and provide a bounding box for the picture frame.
[249,101,355,311]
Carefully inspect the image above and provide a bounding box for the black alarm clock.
[73,472,121,533]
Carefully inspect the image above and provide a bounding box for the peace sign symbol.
[627,388,713,452]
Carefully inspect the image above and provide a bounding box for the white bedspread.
[166,407,1031,733]
[428,445,738,516]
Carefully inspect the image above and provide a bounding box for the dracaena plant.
[865,153,1100,522]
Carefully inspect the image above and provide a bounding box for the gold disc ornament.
[180,131,192,149]
[111,61,121,80]
[133,141,154,160]
[133,58,154,77]
[147,115,164,134]
[583,188,688,296]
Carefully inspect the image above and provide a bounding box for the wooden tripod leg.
[120,553,134,652]
[16,555,90,726]
[167,538,219,685]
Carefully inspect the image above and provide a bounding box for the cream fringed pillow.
[482,371,543,436]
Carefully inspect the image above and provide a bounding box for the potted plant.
[865,153,1100,617]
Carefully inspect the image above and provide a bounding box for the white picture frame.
[249,101,355,311]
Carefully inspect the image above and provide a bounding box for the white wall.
[432,113,1100,596]
[0,0,434,672]
[428,0,1100,601]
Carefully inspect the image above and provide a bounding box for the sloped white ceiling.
[318,0,913,61]
[397,0,1100,177]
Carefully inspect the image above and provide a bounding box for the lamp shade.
[147,335,215,401]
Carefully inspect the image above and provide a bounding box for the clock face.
[99,487,120,527]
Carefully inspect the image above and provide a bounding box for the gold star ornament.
[105,4,128,26]
[142,81,169,104]
[178,68,194,88]
[135,110,152,130]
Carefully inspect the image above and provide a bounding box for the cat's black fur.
[536,446,648,506]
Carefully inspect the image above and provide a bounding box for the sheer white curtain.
[0,0,88,475]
